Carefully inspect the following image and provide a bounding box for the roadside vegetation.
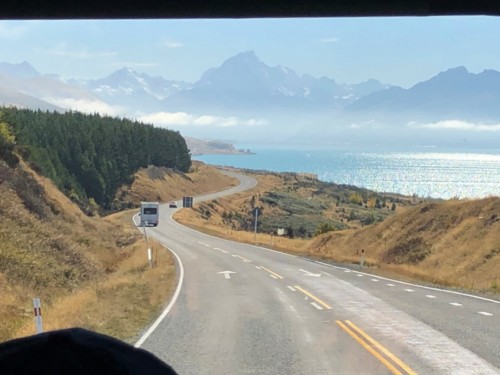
[0,115,236,343]
[0,156,178,343]
[1,107,191,212]
[175,169,499,295]
[176,169,415,239]
[1,104,498,346]
[310,197,500,293]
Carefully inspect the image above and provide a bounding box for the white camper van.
[139,202,159,227]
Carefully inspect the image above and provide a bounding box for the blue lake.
[194,147,500,199]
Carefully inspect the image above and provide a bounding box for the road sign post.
[183,196,193,208]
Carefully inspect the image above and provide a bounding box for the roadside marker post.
[142,221,153,268]
[252,207,260,242]
[33,297,43,334]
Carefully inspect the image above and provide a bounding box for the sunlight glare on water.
[194,149,500,199]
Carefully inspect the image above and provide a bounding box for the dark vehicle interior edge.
[0,0,499,20]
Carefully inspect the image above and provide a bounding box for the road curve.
[134,170,500,375]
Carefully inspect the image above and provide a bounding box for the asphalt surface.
[134,170,500,375]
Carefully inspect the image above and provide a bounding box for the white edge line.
[132,173,257,347]
[310,260,500,304]
[287,286,296,292]
[478,312,493,316]
[311,302,323,310]
[134,246,184,348]
[169,214,297,260]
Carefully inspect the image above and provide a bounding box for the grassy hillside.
[309,197,500,292]
[2,107,191,211]
[0,157,236,343]
[175,169,415,239]
[175,169,499,295]
[0,158,178,343]
[114,161,238,206]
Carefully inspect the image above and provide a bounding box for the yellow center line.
[294,285,332,309]
[260,266,284,279]
[345,320,418,375]
[336,320,404,375]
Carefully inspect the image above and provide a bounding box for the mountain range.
[1,52,499,147]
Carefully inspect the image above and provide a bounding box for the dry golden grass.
[1,160,241,343]
[174,171,311,253]
[175,169,500,295]
[0,161,176,343]
[3,155,498,346]
[308,197,500,293]
[115,161,238,206]
[14,236,174,343]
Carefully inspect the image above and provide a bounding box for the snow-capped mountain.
[74,68,191,113]
[0,54,390,117]
[164,51,389,113]
[0,62,115,114]
[1,54,500,148]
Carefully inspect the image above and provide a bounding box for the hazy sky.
[1,16,499,88]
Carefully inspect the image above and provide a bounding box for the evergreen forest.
[0,108,191,211]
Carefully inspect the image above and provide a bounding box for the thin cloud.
[0,23,30,40]
[43,97,123,116]
[137,111,267,128]
[414,120,500,132]
[109,61,160,68]
[163,39,183,48]
[42,43,118,58]
[349,120,376,129]
[320,37,339,43]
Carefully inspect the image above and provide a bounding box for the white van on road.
[139,202,159,227]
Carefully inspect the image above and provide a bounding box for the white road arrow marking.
[299,269,321,277]
[218,271,236,279]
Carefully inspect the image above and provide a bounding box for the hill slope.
[309,197,500,292]
[0,156,235,342]
[175,168,499,295]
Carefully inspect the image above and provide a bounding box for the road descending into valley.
[134,170,500,375]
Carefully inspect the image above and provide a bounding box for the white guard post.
[33,297,43,334]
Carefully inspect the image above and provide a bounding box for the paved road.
[134,170,500,374]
